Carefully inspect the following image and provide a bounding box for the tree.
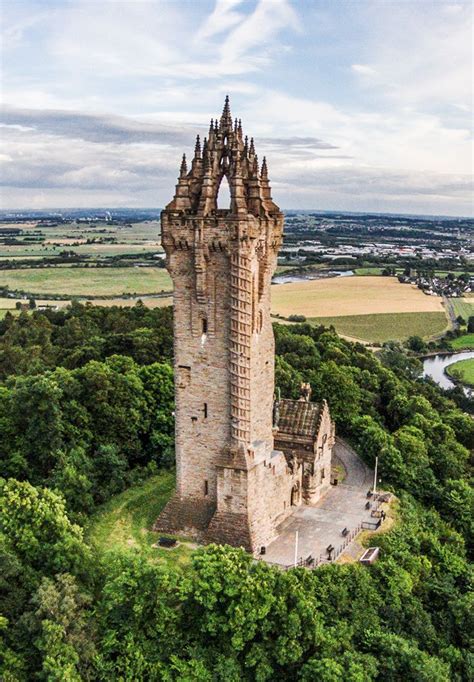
[30,573,95,682]
[392,426,432,492]
[439,479,473,541]
[309,361,361,426]
[0,479,89,577]
[138,362,175,465]
[275,356,303,399]
[6,374,64,481]
[406,336,427,353]
[94,553,183,678]
[363,630,451,681]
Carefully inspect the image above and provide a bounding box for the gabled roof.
[276,399,322,439]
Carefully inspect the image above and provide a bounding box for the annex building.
[155,97,335,554]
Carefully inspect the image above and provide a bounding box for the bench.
[158,537,177,548]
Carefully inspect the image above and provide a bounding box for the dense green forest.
[0,304,472,680]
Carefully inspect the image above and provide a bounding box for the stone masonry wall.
[171,245,232,503]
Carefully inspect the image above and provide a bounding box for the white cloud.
[216,0,300,72]
[351,1,473,113]
[351,64,377,77]
[196,0,245,41]
[0,0,471,215]
[1,103,471,216]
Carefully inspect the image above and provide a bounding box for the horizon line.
[0,207,472,220]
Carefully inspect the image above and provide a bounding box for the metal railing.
[259,496,387,570]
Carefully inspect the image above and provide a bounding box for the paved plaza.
[263,439,377,567]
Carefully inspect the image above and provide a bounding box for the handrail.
[258,514,384,570]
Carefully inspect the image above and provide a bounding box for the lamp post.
[294,530,299,568]
[373,456,379,496]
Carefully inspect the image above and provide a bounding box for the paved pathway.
[263,439,376,567]
[334,437,373,488]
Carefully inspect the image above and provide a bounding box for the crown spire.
[165,99,280,218]
[180,153,187,177]
[194,135,201,158]
[220,94,233,131]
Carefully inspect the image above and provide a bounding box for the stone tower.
[155,97,334,553]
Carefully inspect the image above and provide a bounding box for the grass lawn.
[0,266,172,297]
[308,311,448,343]
[271,276,444,318]
[354,267,384,276]
[449,298,474,322]
[446,358,474,387]
[85,472,195,566]
[450,333,474,350]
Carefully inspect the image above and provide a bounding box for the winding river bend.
[423,350,474,395]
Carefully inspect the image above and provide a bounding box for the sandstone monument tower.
[155,97,334,553]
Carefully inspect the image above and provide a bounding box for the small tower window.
[202,318,208,334]
[203,402,208,418]
[204,480,209,496]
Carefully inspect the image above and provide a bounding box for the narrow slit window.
[204,480,209,496]
[202,318,208,334]
[203,402,208,418]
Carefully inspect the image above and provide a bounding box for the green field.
[446,358,474,387]
[449,298,474,322]
[0,266,172,297]
[353,268,469,278]
[450,333,474,350]
[86,472,194,565]
[354,267,384,276]
[308,311,448,343]
[0,220,162,259]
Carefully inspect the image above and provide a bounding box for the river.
[423,350,474,395]
[273,270,354,285]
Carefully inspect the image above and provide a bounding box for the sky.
[1,0,473,215]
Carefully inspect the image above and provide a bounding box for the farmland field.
[271,276,444,318]
[449,298,474,322]
[307,312,448,343]
[0,220,163,259]
[354,267,384,276]
[0,308,16,319]
[0,266,172,297]
[0,270,451,344]
[446,358,474,387]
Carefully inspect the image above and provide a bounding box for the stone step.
[154,495,215,536]
[207,511,252,552]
